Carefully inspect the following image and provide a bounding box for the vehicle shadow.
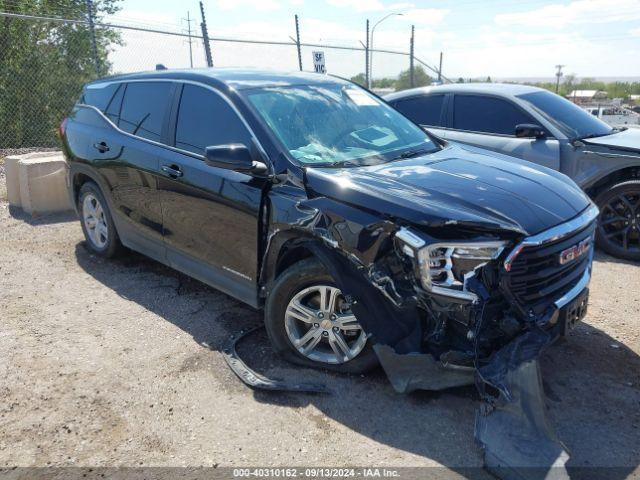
[74,243,640,479]
[593,249,639,267]
[8,205,76,225]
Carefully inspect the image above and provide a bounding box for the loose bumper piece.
[374,344,474,393]
[222,325,331,394]
[475,360,570,480]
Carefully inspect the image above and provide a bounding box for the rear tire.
[78,182,123,258]
[595,180,640,261]
[264,258,378,374]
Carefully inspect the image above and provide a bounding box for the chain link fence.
[0,10,446,150]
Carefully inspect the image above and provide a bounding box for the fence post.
[294,14,302,71]
[365,19,369,88]
[200,1,213,67]
[85,0,101,76]
[409,25,415,88]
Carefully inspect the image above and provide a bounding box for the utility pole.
[365,20,369,88]
[85,0,100,75]
[183,11,194,68]
[555,64,564,93]
[409,25,415,88]
[438,52,443,83]
[200,1,213,67]
[294,14,302,71]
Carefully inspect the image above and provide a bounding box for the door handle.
[161,164,183,178]
[93,141,110,153]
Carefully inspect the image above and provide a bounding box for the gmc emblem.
[559,238,591,265]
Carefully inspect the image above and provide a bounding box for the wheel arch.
[260,231,324,293]
[584,165,640,199]
[68,164,115,212]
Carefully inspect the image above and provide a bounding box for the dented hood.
[582,127,640,153]
[304,144,591,236]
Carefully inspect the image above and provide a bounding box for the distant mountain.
[495,76,640,83]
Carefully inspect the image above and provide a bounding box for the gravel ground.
[0,174,639,478]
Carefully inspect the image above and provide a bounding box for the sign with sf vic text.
[312,51,326,74]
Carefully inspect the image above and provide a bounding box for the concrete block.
[5,152,62,209]
[16,152,72,215]
[5,155,23,207]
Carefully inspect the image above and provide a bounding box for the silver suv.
[386,84,640,260]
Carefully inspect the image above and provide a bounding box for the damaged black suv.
[61,69,597,388]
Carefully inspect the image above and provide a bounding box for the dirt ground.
[1,173,639,478]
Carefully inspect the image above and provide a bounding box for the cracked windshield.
[245,83,437,166]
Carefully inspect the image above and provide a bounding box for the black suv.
[61,69,597,388]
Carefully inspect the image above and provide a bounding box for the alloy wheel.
[284,285,367,364]
[598,190,640,254]
[82,193,109,249]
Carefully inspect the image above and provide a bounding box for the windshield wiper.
[393,147,433,160]
[578,128,622,141]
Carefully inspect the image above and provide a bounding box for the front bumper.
[377,205,599,393]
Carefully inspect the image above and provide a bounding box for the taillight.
[59,118,68,138]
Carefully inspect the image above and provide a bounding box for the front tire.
[78,182,123,258]
[595,180,640,261]
[264,258,378,374]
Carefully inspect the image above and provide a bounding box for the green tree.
[0,0,121,148]
[350,73,366,87]
[395,65,431,91]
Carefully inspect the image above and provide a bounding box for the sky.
[105,0,640,81]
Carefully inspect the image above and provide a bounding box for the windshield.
[518,90,614,140]
[243,83,438,166]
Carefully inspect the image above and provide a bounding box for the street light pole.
[368,12,403,89]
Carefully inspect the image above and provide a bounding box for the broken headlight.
[417,242,506,300]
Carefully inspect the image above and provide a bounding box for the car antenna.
[155,64,167,71]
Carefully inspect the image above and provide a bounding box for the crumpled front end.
[261,176,598,479]
[383,205,598,480]
[378,205,597,396]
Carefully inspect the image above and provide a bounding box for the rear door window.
[118,82,173,142]
[392,95,445,127]
[453,95,533,135]
[174,84,252,155]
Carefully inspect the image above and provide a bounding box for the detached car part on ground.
[386,84,640,261]
[61,69,598,479]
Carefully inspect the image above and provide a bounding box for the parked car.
[60,69,597,385]
[583,105,640,127]
[386,84,640,260]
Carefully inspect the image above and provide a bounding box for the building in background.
[567,89,608,104]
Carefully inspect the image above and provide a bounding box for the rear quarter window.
[83,83,120,112]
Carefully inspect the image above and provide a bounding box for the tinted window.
[104,84,125,124]
[83,83,119,111]
[175,85,251,155]
[453,95,533,135]
[393,95,445,126]
[119,82,173,142]
[518,91,613,140]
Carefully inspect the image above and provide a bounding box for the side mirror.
[204,143,268,175]
[515,124,546,139]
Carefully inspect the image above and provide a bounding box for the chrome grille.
[502,206,598,316]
